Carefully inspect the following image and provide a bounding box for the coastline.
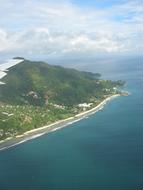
[0,94,120,151]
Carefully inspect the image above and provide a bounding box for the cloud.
[0,0,142,57]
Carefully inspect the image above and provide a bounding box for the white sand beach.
[0,94,120,151]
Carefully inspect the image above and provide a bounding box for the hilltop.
[0,59,123,106]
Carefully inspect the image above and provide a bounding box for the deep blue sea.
[0,56,143,190]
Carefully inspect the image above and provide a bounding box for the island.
[0,58,127,149]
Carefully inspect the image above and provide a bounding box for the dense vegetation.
[0,104,74,140]
[0,59,123,106]
[0,59,124,140]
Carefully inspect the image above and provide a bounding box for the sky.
[0,0,143,59]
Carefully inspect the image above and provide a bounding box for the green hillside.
[0,59,122,106]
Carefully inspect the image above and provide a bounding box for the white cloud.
[0,30,8,51]
[0,0,142,57]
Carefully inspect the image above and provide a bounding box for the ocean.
[0,56,143,190]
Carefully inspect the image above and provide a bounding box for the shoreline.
[0,94,120,151]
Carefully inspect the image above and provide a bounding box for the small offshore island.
[0,58,128,149]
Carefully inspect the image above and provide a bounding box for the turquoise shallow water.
[0,57,143,190]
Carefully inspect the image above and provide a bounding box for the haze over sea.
[0,56,143,190]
